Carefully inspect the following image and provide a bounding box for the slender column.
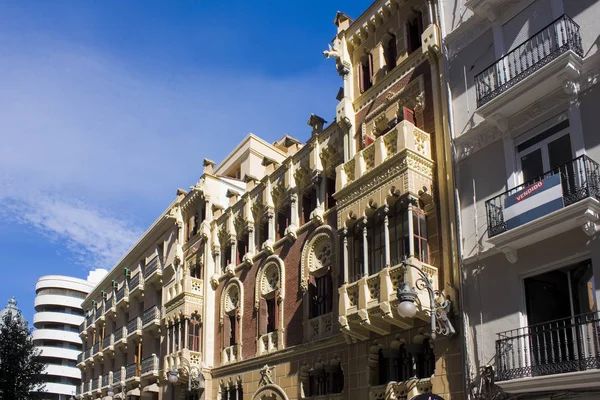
[230,239,236,266]
[267,210,275,242]
[248,227,255,255]
[383,207,391,268]
[184,318,189,349]
[342,229,349,283]
[362,219,369,277]
[407,203,415,257]
[290,192,299,227]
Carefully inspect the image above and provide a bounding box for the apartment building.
[442,0,600,397]
[76,198,182,400]
[33,272,105,400]
[77,1,463,399]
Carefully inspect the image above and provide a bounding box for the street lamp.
[396,257,455,339]
[168,366,178,400]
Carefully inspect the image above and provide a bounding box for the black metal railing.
[86,312,94,327]
[77,352,83,364]
[102,373,109,388]
[102,334,112,349]
[92,378,98,390]
[143,306,160,326]
[141,354,158,374]
[79,321,86,332]
[114,326,125,342]
[486,155,600,237]
[84,381,90,393]
[116,285,127,302]
[92,342,101,355]
[496,311,600,381]
[94,304,104,321]
[106,295,115,309]
[125,363,139,379]
[475,14,583,107]
[130,273,142,291]
[144,257,160,279]
[76,384,82,395]
[127,317,141,335]
[113,368,124,383]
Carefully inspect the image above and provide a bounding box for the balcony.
[91,377,99,391]
[114,326,127,349]
[338,258,438,341]
[222,344,240,365]
[84,381,90,394]
[335,120,433,205]
[125,362,140,383]
[144,256,163,284]
[113,367,125,384]
[127,317,142,340]
[116,285,129,307]
[94,304,105,324]
[103,334,114,356]
[79,321,87,338]
[475,15,583,122]
[495,312,600,393]
[308,313,334,341]
[101,373,111,390]
[485,155,600,263]
[84,347,93,364]
[106,295,116,318]
[258,331,278,355]
[85,313,94,330]
[142,306,161,332]
[141,354,159,378]
[129,273,144,299]
[92,342,102,359]
[77,352,84,366]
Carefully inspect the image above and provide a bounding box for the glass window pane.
[520,149,544,182]
[548,134,572,170]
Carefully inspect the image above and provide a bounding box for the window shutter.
[259,298,268,336]
[223,314,231,348]
[273,290,280,331]
[308,275,317,319]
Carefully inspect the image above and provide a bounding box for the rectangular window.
[390,207,409,266]
[258,219,269,249]
[277,206,290,240]
[368,218,385,274]
[222,244,232,271]
[407,12,423,53]
[302,189,317,225]
[310,273,333,318]
[350,230,364,282]
[413,208,429,263]
[325,176,336,210]
[236,237,248,265]
[266,298,276,333]
[229,315,237,346]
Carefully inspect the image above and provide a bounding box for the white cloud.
[0,28,338,270]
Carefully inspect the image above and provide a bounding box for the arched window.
[277,203,291,240]
[358,53,373,93]
[255,257,284,354]
[307,356,344,396]
[188,314,201,352]
[221,283,241,352]
[189,262,202,279]
[384,34,397,70]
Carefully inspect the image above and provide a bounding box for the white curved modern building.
[33,271,106,400]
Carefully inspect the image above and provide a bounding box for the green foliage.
[0,312,46,400]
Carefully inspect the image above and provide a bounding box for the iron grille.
[113,369,123,383]
[84,382,90,393]
[475,14,583,107]
[116,285,127,302]
[92,342,100,355]
[143,306,160,326]
[114,326,125,342]
[106,295,115,309]
[127,317,141,334]
[86,313,94,326]
[130,273,141,290]
[496,311,600,381]
[485,155,600,238]
[141,354,158,374]
[102,374,109,387]
[126,363,139,379]
[102,334,112,349]
[144,257,160,278]
[77,352,83,364]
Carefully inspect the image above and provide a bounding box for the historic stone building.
[77,1,463,399]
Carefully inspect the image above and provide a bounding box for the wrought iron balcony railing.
[85,347,93,360]
[475,14,583,107]
[127,317,142,336]
[141,354,159,374]
[102,373,109,388]
[84,381,90,393]
[113,368,124,384]
[130,273,143,291]
[485,155,600,238]
[144,256,161,279]
[102,334,113,350]
[77,352,83,364]
[92,342,101,355]
[142,306,160,327]
[125,363,140,379]
[79,321,86,332]
[91,377,99,390]
[496,311,600,381]
[85,313,94,327]
[76,384,82,395]
[116,285,128,303]
[114,326,126,342]
[106,295,115,310]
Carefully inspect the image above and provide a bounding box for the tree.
[0,310,46,400]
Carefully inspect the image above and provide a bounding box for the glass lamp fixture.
[396,281,418,318]
[168,366,179,384]
[107,388,114,397]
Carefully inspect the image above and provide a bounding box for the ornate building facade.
[77,1,463,399]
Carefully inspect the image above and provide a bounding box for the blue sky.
[0,1,368,324]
